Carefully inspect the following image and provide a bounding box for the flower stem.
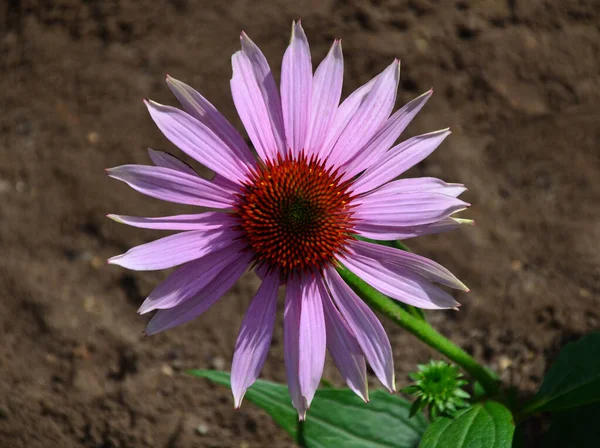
[337,266,501,397]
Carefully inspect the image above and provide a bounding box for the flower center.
[234,153,356,277]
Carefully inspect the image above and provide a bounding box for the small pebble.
[210,356,226,371]
[87,132,100,145]
[195,422,209,435]
[15,181,26,193]
[161,364,174,377]
[73,344,90,359]
[498,355,512,370]
[91,256,104,269]
[83,295,95,312]
[510,260,523,272]
[579,288,591,298]
[415,38,428,53]
[45,353,58,365]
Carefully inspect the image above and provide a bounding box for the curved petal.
[340,251,459,309]
[106,165,234,208]
[298,275,327,412]
[319,70,381,161]
[107,211,235,231]
[327,60,400,168]
[212,174,241,193]
[350,239,468,291]
[305,40,343,157]
[352,129,451,194]
[166,76,256,167]
[366,177,466,198]
[147,148,197,176]
[324,267,395,392]
[284,276,305,418]
[138,243,246,314]
[354,217,475,240]
[342,89,433,179]
[322,292,368,402]
[353,192,469,227]
[284,274,327,420]
[108,227,241,271]
[231,270,280,408]
[281,21,312,157]
[231,33,286,161]
[145,251,252,335]
[145,100,252,183]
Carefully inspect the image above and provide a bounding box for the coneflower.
[107,21,470,419]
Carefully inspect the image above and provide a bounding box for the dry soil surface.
[1,0,599,447]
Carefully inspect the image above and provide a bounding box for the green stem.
[337,267,501,397]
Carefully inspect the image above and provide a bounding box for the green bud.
[401,360,471,420]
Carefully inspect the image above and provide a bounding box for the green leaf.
[521,332,600,415]
[419,401,514,448]
[189,370,428,447]
[543,401,600,448]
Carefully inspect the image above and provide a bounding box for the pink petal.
[353,192,469,227]
[166,76,256,167]
[305,40,343,157]
[231,270,280,408]
[138,243,246,314]
[147,148,197,176]
[108,227,241,271]
[342,89,433,179]
[366,177,467,198]
[298,275,327,411]
[352,129,452,194]
[322,292,368,402]
[354,217,474,240]
[318,70,381,160]
[145,100,252,183]
[281,21,312,157]
[212,174,243,195]
[106,165,234,208]
[231,33,286,161]
[350,239,469,291]
[340,251,459,309]
[327,60,400,168]
[145,251,252,335]
[324,267,395,392]
[107,211,235,231]
[284,276,306,419]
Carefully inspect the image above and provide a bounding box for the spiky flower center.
[234,153,356,277]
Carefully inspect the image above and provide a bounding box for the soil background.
[1,0,599,447]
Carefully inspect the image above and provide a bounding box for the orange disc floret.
[234,152,356,277]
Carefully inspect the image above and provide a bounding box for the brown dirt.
[1,0,599,447]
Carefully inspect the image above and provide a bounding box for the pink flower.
[107,22,470,419]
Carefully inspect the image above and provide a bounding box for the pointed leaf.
[521,332,600,415]
[419,401,514,448]
[189,370,428,447]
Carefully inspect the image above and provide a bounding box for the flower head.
[236,152,356,276]
[107,21,470,419]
